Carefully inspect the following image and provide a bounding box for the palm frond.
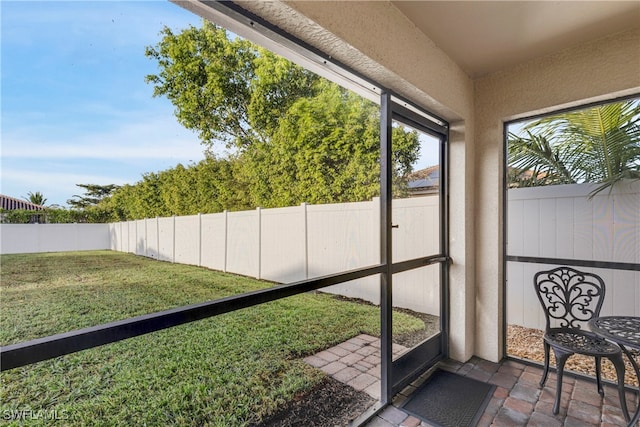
[510,99,640,194]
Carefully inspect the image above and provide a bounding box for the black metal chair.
[533,266,629,417]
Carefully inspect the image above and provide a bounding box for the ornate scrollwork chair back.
[534,267,605,331]
[533,267,629,418]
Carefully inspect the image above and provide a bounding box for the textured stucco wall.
[474,28,640,361]
[238,0,474,120]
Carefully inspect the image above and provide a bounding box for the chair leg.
[540,341,551,387]
[609,353,631,423]
[594,356,603,395]
[552,348,570,415]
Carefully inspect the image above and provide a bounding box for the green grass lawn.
[0,251,423,426]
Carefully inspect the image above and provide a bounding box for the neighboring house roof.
[407,165,439,195]
[0,194,45,211]
[507,167,551,188]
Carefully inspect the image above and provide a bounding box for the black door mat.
[400,369,496,427]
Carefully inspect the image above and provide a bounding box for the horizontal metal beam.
[506,255,640,272]
[391,102,448,136]
[1,264,385,371]
[391,255,449,275]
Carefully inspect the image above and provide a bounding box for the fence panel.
[307,199,380,303]
[146,218,159,260]
[392,197,440,314]
[0,224,110,254]
[157,217,174,262]
[260,205,307,283]
[175,215,200,266]
[135,220,145,256]
[507,181,640,330]
[226,209,260,278]
[127,221,136,254]
[506,262,524,327]
[120,222,130,253]
[200,212,226,271]
[614,190,640,263]
[109,223,120,252]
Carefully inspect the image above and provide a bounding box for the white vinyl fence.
[109,197,442,315]
[2,182,637,324]
[507,180,640,330]
[0,223,110,254]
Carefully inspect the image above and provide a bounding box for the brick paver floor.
[304,334,408,400]
[303,334,639,426]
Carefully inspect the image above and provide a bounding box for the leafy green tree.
[100,184,139,221]
[0,209,44,224]
[238,82,419,207]
[0,207,109,224]
[145,22,318,149]
[102,156,246,221]
[144,21,420,212]
[105,176,165,220]
[67,184,120,209]
[24,191,47,206]
[508,100,640,194]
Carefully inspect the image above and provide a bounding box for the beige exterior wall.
[194,1,640,363]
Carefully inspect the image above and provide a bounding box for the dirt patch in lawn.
[255,377,375,427]
[392,307,440,348]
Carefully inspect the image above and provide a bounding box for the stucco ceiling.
[392,1,640,78]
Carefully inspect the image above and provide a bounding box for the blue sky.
[1,1,206,207]
[1,1,442,208]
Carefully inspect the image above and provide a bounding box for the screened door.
[384,99,449,396]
